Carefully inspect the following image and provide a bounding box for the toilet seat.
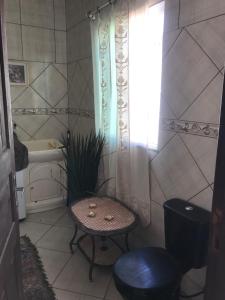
[113,247,181,300]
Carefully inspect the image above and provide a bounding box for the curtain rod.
[87,0,117,20]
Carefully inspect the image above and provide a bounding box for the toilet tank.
[163,198,211,274]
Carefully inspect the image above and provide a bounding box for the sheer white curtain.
[91,0,164,225]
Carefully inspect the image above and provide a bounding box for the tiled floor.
[20,207,123,300]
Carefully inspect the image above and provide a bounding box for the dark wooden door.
[205,74,225,300]
[0,1,24,299]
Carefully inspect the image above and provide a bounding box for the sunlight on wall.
[129,1,165,150]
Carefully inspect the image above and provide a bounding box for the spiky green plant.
[61,131,106,203]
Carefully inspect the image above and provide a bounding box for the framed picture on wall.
[8,62,28,86]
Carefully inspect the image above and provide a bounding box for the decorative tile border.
[11,109,219,139]
[12,108,69,115]
[69,108,94,119]
[12,107,95,118]
[161,118,219,139]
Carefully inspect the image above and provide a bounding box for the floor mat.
[20,236,56,300]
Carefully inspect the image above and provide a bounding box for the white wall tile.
[32,65,67,106]
[151,171,166,206]
[10,86,26,102]
[13,115,49,136]
[152,135,208,200]
[5,0,20,23]
[54,0,66,30]
[164,0,179,33]
[180,0,225,27]
[6,23,23,60]
[189,186,213,211]
[21,0,54,29]
[33,116,67,139]
[12,87,50,109]
[54,63,67,79]
[22,26,55,62]
[27,62,49,83]
[181,134,218,184]
[187,16,225,70]
[162,30,218,118]
[55,31,67,63]
[163,28,181,57]
[182,72,223,124]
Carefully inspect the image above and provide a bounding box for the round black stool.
[113,247,181,300]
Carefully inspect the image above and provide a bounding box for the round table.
[69,196,137,281]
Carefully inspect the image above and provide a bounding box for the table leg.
[69,224,78,254]
[89,236,95,281]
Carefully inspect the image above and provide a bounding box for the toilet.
[113,198,210,300]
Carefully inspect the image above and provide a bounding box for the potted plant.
[61,130,106,205]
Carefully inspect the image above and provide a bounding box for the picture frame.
[8,62,28,86]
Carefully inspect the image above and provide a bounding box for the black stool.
[113,247,181,300]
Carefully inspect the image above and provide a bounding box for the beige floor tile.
[38,248,71,284]
[54,251,111,298]
[36,225,74,253]
[27,207,66,225]
[105,278,123,300]
[19,221,51,244]
[55,209,74,228]
[54,289,102,300]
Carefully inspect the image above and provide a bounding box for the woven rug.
[20,236,56,300]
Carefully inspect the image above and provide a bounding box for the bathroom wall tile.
[32,65,67,106]
[5,0,20,23]
[22,26,55,62]
[181,72,223,124]
[162,28,181,57]
[27,62,49,83]
[187,16,225,70]
[34,116,67,140]
[10,86,27,102]
[145,201,165,247]
[55,100,69,127]
[69,115,95,135]
[164,0,179,33]
[21,0,54,29]
[180,0,225,27]
[67,20,91,62]
[54,0,66,30]
[12,87,50,109]
[189,186,213,211]
[151,135,208,200]
[67,26,80,62]
[180,134,218,184]
[68,63,88,108]
[162,30,218,118]
[13,114,49,137]
[14,125,31,141]
[6,23,23,60]
[66,0,83,29]
[54,63,67,79]
[56,94,68,108]
[150,171,166,206]
[55,30,67,64]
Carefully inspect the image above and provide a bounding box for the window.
[129,1,165,150]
